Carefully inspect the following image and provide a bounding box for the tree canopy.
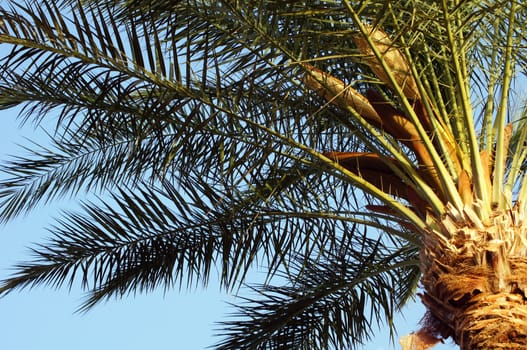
[0,0,526,349]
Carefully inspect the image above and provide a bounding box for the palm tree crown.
[0,0,526,349]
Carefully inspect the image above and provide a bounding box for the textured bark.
[453,291,527,348]
[418,205,527,349]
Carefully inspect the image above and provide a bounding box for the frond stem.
[440,0,489,217]
[492,1,517,208]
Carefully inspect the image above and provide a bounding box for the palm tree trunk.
[419,206,527,349]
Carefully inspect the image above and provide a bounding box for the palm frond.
[215,233,419,350]
[0,160,418,311]
[1,1,527,348]
[0,184,214,307]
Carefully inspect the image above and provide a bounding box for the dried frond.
[457,170,473,206]
[352,25,420,100]
[302,64,382,124]
[324,151,428,211]
[399,328,442,350]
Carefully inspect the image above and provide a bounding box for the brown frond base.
[399,328,443,350]
[418,206,527,349]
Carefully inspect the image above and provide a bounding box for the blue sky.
[0,110,458,350]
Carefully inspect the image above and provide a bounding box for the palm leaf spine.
[442,52,469,158]
[482,17,501,152]
[419,44,470,177]
[292,212,421,244]
[400,44,465,178]
[440,0,490,218]
[213,209,421,244]
[492,1,517,209]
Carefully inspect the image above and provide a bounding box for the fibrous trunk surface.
[419,205,527,349]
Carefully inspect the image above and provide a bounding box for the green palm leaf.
[216,241,419,349]
[1,0,527,348]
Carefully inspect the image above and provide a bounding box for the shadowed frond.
[0,183,218,305]
[215,233,419,350]
[0,166,415,308]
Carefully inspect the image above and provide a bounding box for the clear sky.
[0,100,456,350]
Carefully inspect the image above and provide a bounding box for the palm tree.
[0,0,526,349]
